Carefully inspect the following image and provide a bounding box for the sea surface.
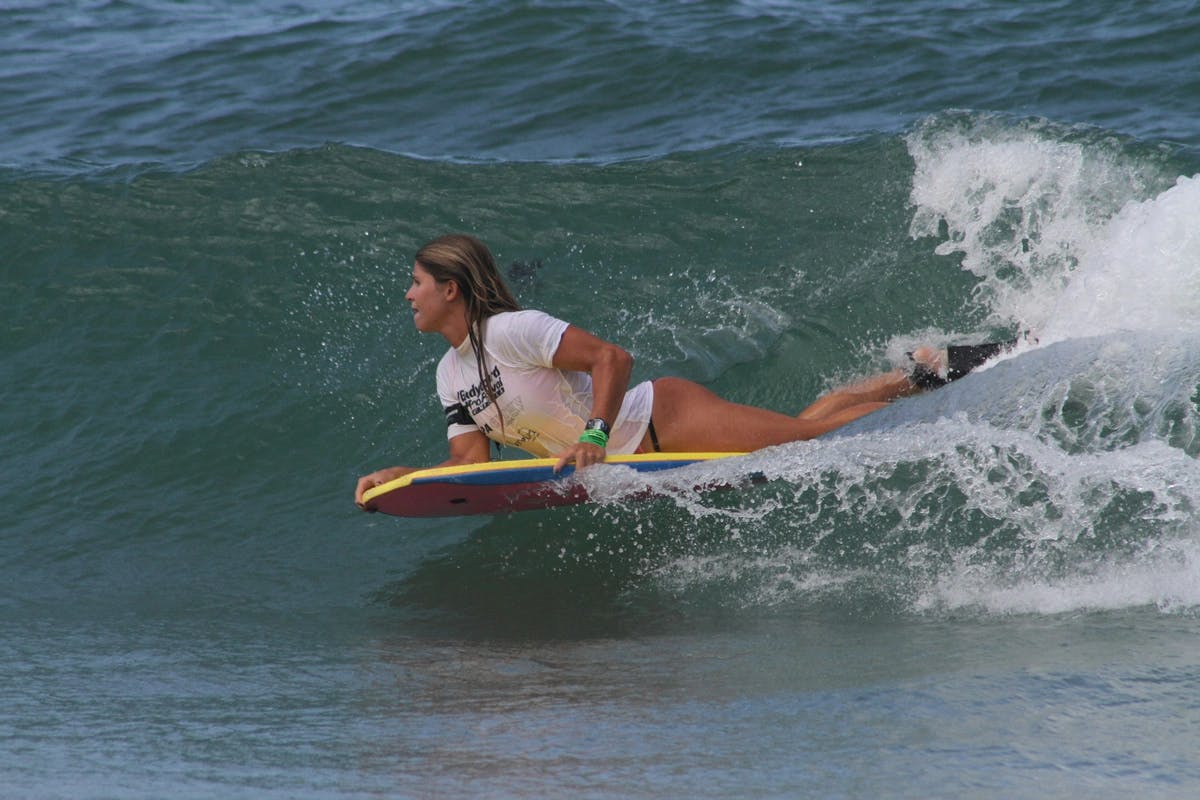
[5,1,1200,797]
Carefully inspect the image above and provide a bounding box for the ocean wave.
[5,112,1199,625]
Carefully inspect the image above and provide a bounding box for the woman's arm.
[550,324,634,472]
[354,429,491,510]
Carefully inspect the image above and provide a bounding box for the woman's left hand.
[554,441,607,473]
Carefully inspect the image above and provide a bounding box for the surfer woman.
[355,233,1005,509]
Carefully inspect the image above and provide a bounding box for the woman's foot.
[908,338,1025,389]
[909,346,947,382]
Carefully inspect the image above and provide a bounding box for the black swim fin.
[908,339,1019,389]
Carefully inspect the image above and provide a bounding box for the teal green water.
[5,2,1200,797]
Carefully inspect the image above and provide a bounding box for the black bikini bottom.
[646,419,662,452]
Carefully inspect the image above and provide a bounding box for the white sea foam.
[639,410,1200,615]
[641,120,1200,616]
[1045,174,1200,341]
[914,541,1200,616]
[906,115,1198,342]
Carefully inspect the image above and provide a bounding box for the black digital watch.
[583,418,611,436]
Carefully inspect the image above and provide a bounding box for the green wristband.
[578,428,609,448]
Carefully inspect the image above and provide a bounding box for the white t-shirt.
[436,310,654,457]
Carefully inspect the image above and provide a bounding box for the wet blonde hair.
[415,234,521,430]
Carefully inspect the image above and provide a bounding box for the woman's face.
[405,262,458,334]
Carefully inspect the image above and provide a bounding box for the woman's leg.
[645,376,901,452]
[796,368,918,421]
[641,345,1009,452]
[796,345,949,421]
[644,348,953,452]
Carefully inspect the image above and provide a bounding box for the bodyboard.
[362,452,744,517]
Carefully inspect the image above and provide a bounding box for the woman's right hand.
[354,467,414,511]
[356,432,491,511]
